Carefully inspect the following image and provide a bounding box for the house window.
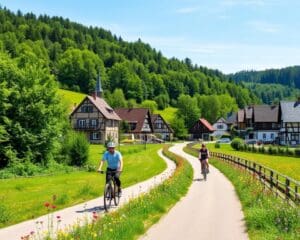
[263,133,266,139]
[129,123,137,131]
[271,133,274,139]
[217,124,223,129]
[81,105,93,113]
[91,119,97,127]
[90,132,100,140]
[78,119,86,128]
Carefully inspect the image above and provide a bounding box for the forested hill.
[0,6,257,109]
[228,66,300,89]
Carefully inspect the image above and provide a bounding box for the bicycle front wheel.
[104,183,112,211]
[114,183,120,206]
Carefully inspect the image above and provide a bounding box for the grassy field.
[0,144,166,228]
[193,143,300,181]
[154,107,177,123]
[58,89,86,111]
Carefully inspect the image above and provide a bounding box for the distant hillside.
[0,6,257,109]
[227,66,300,104]
[228,66,300,89]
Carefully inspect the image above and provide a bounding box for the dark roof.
[245,106,253,119]
[70,95,121,120]
[226,112,237,124]
[115,108,152,133]
[280,101,300,122]
[199,118,215,132]
[151,114,174,133]
[253,105,279,122]
[237,109,244,123]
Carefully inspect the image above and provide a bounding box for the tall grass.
[55,145,193,240]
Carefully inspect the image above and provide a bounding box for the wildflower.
[44,202,50,208]
[51,205,57,209]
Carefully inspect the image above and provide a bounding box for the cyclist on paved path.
[199,143,210,173]
[98,142,123,195]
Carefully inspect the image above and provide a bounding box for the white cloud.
[175,7,199,14]
[221,0,267,7]
[247,20,281,33]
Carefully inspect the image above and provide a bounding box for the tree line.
[0,6,257,111]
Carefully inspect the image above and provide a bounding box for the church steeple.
[95,71,103,98]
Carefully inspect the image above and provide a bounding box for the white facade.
[212,118,228,137]
[254,131,278,143]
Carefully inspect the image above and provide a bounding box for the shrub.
[215,142,221,148]
[278,147,285,155]
[66,132,89,166]
[294,148,300,157]
[285,147,294,156]
[261,146,265,153]
[231,138,243,150]
[252,145,257,153]
[268,146,274,155]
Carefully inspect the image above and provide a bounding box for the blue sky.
[1,0,300,73]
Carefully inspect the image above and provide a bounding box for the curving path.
[140,143,248,240]
[0,149,176,240]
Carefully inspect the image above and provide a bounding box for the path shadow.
[76,205,105,213]
[193,178,206,182]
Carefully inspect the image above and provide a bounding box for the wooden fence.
[186,143,299,205]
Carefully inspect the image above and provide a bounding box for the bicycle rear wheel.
[113,183,120,206]
[104,183,112,211]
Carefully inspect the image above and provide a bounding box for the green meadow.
[193,143,300,181]
[0,144,166,228]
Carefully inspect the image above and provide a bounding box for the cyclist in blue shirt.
[98,142,123,195]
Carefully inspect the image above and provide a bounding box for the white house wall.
[255,131,278,142]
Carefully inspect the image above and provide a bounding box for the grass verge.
[193,143,300,181]
[55,145,193,240]
[185,146,300,240]
[0,144,166,228]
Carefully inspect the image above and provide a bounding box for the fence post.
[270,170,274,190]
[285,178,290,200]
[259,165,262,182]
[252,163,256,178]
[295,185,298,204]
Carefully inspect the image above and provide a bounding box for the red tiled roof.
[199,118,215,132]
[115,108,152,133]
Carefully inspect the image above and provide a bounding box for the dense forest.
[0,6,257,111]
[227,67,300,104]
[228,66,300,88]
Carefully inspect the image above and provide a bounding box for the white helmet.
[107,142,116,148]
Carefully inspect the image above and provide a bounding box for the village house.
[212,117,229,138]
[278,100,300,145]
[69,76,121,144]
[252,105,280,143]
[189,118,215,141]
[115,108,154,142]
[151,114,174,141]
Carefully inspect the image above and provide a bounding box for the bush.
[215,142,221,148]
[285,148,294,156]
[252,145,257,153]
[294,148,300,157]
[66,132,89,166]
[231,138,243,150]
[268,146,274,155]
[278,147,285,155]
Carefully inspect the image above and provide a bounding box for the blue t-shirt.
[102,150,122,169]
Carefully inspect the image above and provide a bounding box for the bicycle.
[99,170,121,212]
[201,161,209,181]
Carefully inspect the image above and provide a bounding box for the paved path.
[140,143,248,240]
[0,150,176,240]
